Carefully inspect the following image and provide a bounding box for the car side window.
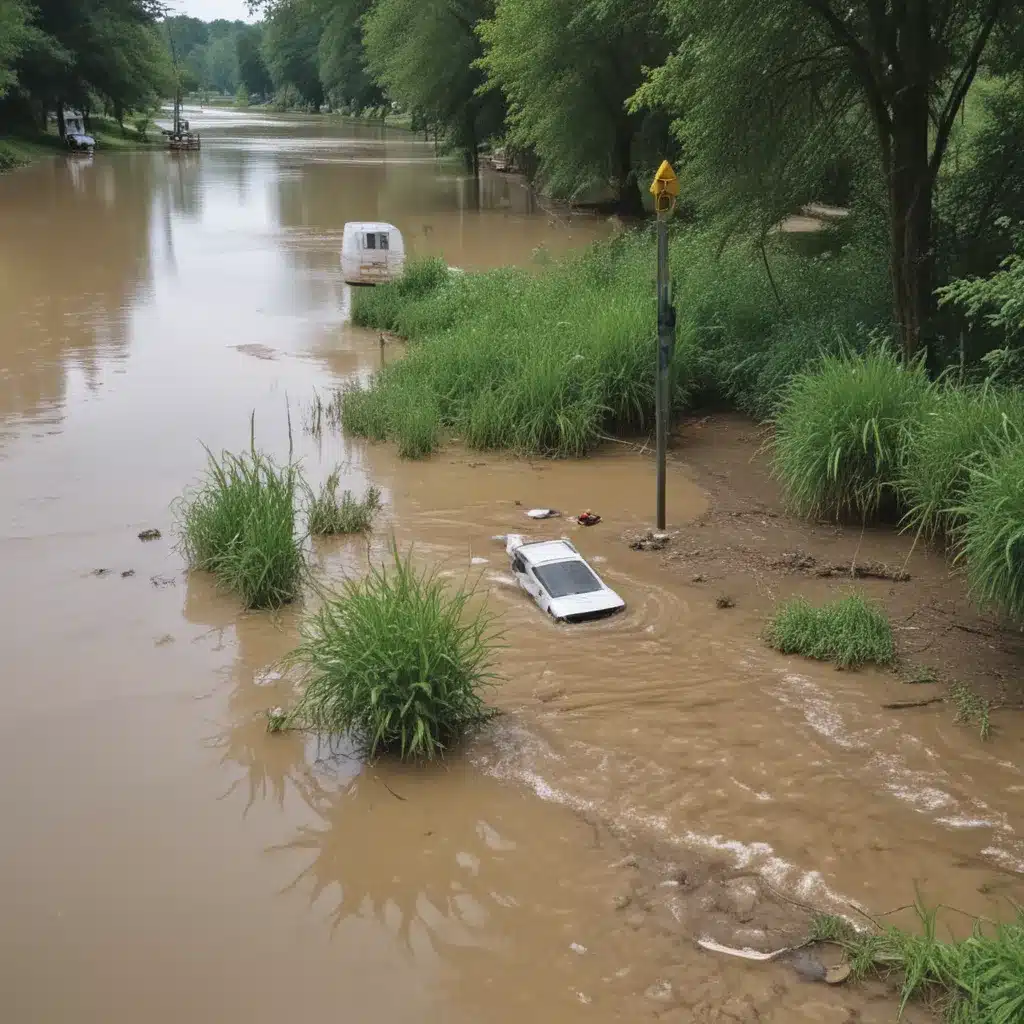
[512,555,526,573]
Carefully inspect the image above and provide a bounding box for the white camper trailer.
[341,222,406,286]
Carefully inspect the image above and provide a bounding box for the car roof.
[518,540,580,566]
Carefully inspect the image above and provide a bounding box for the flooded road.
[0,109,1021,1023]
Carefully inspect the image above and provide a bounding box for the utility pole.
[649,160,678,531]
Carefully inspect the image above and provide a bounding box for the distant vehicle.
[341,222,406,286]
[505,534,625,623]
[59,109,95,152]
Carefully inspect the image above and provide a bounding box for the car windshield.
[532,559,603,598]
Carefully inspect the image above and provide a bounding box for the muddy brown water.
[1,109,1021,1023]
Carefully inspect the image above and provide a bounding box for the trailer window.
[379,233,390,251]
[364,232,377,250]
[533,560,602,598]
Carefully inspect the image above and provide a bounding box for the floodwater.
[0,109,1021,1023]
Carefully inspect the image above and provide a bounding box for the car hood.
[548,589,624,620]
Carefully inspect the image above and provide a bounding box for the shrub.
[764,594,895,667]
[954,438,1024,621]
[282,545,499,759]
[178,442,305,609]
[900,384,1024,542]
[305,469,381,535]
[772,346,931,520]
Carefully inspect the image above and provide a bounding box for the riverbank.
[0,117,165,173]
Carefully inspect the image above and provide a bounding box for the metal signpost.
[649,160,678,531]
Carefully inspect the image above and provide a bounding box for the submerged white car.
[505,534,625,623]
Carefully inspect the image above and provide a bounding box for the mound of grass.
[954,439,1024,621]
[178,440,304,609]
[282,545,499,759]
[812,904,1024,1024]
[351,257,452,332]
[764,594,895,668]
[949,681,992,740]
[305,469,381,535]
[772,345,931,520]
[345,235,688,458]
[900,384,1024,542]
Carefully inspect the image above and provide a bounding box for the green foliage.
[177,441,305,610]
[261,0,324,108]
[317,0,383,113]
[900,384,1024,542]
[236,23,271,99]
[362,0,503,167]
[825,902,1024,1024]
[953,438,1024,622]
[478,0,669,210]
[283,545,499,759]
[0,0,31,98]
[764,594,895,668]
[772,346,931,520]
[305,469,381,535]
[345,235,689,458]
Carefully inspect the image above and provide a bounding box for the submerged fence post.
[650,160,679,531]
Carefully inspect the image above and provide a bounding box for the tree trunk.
[887,61,934,362]
[613,121,642,217]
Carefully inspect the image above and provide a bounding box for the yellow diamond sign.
[649,159,679,198]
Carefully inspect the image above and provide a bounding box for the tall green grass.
[764,594,895,667]
[305,469,381,535]
[954,439,1024,621]
[346,232,888,458]
[282,545,499,759]
[772,346,932,520]
[814,904,1024,1024]
[900,384,1024,542]
[178,440,305,609]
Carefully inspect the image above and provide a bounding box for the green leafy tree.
[236,24,271,99]
[261,0,324,107]
[0,0,32,98]
[317,0,383,113]
[478,0,670,213]
[206,31,239,94]
[362,0,504,172]
[636,0,1022,361]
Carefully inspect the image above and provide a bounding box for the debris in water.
[137,528,162,541]
[825,963,851,985]
[576,510,601,526]
[150,574,176,588]
[644,980,674,1003]
[90,568,111,576]
[266,707,288,732]
[716,594,735,609]
[470,556,489,565]
[121,569,135,578]
[629,529,670,551]
[526,508,560,519]
[696,936,791,961]
[691,573,707,583]
[611,854,638,869]
[788,950,826,982]
[569,942,587,955]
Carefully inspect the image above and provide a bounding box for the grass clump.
[764,593,895,668]
[282,544,499,759]
[351,257,452,333]
[305,469,381,535]
[949,681,992,740]
[345,234,688,458]
[953,439,1024,621]
[772,345,931,520]
[900,384,1024,542]
[178,439,305,609]
[817,902,1024,1024]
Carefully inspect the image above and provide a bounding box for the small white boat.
[341,221,406,286]
[505,534,625,623]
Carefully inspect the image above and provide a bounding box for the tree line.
[251,0,1024,363]
[3,0,1023,363]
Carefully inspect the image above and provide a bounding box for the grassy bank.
[1,118,162,172]
[344,229,886,458]
[0,134,62,171]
